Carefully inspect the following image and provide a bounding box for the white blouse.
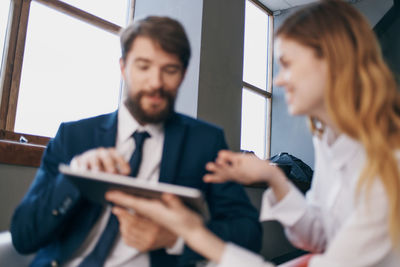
[217,128,400,267]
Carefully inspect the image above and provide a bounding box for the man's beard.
[125,89,175,124]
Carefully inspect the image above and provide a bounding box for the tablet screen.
[59,164,209,218]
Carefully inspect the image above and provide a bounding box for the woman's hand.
[106,191,204,239]
[204,150,278,185]
[204,150,291,201]
[105,191,227,262]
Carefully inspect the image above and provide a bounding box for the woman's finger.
[203,174,227,183]
[107,191,147,210]
[161,194,184,210]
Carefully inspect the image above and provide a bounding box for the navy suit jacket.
[11,111,262,267]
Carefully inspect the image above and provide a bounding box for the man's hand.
[112,207,178,252]
[70,147,130,175]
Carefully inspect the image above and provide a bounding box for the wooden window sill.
[0,140,46,167]
[0,130,50,167]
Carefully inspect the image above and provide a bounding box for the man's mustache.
[141,88,167,98]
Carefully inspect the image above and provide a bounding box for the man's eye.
[137,64,149,70]
[163,67,180,75]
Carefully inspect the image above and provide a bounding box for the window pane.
[240,88,267,159]
[15,2,122,137]
[60,0,130,26]
[0,0,10,75]
[243,0,269,90]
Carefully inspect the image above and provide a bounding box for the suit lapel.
[159,114,186,184]
[63,111,118,261]
[94,111,118,148]
[90,111,117,227]
[93,111,185,184]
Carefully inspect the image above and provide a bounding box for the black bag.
[269,152,313,194]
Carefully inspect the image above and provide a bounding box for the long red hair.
[277,0,400,243]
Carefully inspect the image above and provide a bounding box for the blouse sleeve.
[308,181,396,267]
[260,181,397,266]
[215,243,274,267]
[259,183,327,252]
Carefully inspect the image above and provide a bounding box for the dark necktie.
[78,130,150,267]
[129,131,151,177]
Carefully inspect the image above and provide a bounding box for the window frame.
[241,0,273,159]
[0,0,134,167]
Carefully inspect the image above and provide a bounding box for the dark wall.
[196,0,245,151]
[0,164,35,231]
[378,11,400,83]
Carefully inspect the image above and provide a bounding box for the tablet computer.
[59,164,209,218]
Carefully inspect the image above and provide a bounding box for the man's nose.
[147,68,163,89]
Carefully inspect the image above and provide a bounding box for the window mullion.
[242,81,271,98]
[1,0,22,129]
[265,15,273,157]
[33,0,122,34]
[0,0,31,131]
[249,0,273,16]
[128,0,135,24]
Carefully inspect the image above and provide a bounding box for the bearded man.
[11,16,261,267]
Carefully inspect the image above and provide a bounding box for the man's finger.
[109,149,130,174]
[97,148,119,173]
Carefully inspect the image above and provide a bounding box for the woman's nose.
[273,71,285,87]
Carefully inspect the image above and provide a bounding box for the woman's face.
[274,37,328,120]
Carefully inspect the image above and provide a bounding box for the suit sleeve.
[10,123,82,254]
[179,129,262,265]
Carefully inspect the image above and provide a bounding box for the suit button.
[52,209,59,216]
[51,260,58,267]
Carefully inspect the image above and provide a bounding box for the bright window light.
[242,0,269,91]
[14,2,123,137]
[240,0,271,159]
[240,88,267,158]
[0,0,10,77]
[60,0,129,27]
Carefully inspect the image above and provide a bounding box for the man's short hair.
[120,16,191,70]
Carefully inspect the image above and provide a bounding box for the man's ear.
[119,58,126,79]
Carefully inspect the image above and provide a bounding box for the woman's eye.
[280,60,289,68]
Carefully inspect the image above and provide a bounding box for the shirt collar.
[117,103,164,143]
[316,126,363,170]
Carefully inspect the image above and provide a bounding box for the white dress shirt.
[64,104,183,267]
[216,127,400,267]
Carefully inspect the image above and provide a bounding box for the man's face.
[120,36,185,124]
